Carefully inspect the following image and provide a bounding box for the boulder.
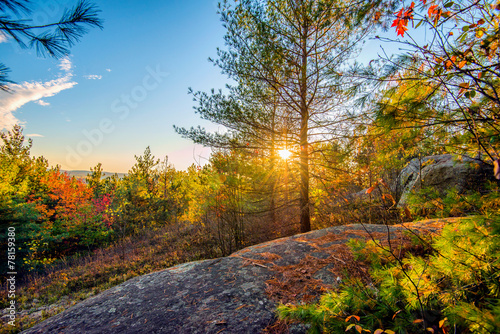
[397,154,494,206]
[21,221,450,334]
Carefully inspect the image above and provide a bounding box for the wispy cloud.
[0,58,77,130]
[84,74,102,80]
[58,57,72,72]
[35,99,50,106]
[105,68,111,72]
[0,32,7,43]
[26,133,44,137]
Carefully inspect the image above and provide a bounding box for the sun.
[278,149,292,160]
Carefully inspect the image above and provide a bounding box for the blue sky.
[0,0,408,173]
[0,0,227,172]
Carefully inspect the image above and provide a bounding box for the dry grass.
[0,223,221,333]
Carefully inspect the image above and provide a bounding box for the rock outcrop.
[22,220,452,334]
[396,154,494,206]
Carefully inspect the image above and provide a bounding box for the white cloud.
[35,99,50,106]
[0,32,7,43]
[25,133,44,137]
[84,74,102,80]
[0,63,77,130]
[58,57,72,72]
[105,69,111,72]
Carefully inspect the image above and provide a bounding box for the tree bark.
[299,14,311,233]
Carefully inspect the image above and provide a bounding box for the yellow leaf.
[427,328,435,333]
[355,325,362,334]
[439,318,448,328]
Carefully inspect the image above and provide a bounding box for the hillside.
[63,170,126,181]
[21,219,449,334]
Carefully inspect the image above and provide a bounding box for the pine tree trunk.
[299,17,311,233]
[270,104,277,229]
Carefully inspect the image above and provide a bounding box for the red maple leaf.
[392,3,415,37]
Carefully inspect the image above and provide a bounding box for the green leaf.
[444,2,454,8]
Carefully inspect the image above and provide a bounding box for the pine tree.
[177,0,381,232]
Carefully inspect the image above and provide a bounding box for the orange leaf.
[366,186,376,194]
[414,319,424,324]
[378,178,389,188]
[346,315,361,322]
[392,6,413,37]
[428,4,438,17]
[494,159,500,180]
[428,5,442,24]
[355,325,362,334]
[383,193,396,205]
[392,309,402,320]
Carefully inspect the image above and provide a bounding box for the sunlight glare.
[278,149,292,160]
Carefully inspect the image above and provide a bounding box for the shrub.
[278,196,500,333]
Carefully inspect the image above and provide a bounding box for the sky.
[0,0,407,173]
[0,0,229,173]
